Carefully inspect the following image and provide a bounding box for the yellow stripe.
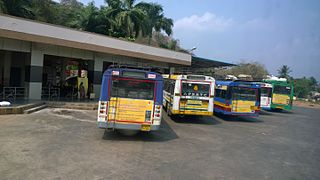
[214,101,231,108]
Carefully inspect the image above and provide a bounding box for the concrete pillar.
[28,44,44,100]
[3,51,11,86]
[93,56,103,98]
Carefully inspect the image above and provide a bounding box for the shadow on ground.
[265,109,295,115]
[259,110,274,115]
[102,120,178,142]
[169,115,221,125]
[215,113,264,123]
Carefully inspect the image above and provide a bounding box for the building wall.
[0,37,170,100]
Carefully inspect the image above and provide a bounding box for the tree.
[309,76,317,89]
[136,2,173,44]
[278,65,292,79]
[216,62,269,81]
[0,0,5,13]
[105,0,146,38]
[1,0,34,18]
[294,77,312,98]
[0,0,180,50]
[30,0,59,23]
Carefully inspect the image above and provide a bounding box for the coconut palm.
[278,65,292,79]
[105,0,147,38]
[136,2,173,44]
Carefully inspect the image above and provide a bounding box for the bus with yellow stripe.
[163,74,215,117]
[214,80,261,116]
[97,68,163,132]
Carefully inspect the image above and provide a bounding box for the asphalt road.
[0,107,319,180]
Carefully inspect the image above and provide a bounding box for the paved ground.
[0,107,319,180]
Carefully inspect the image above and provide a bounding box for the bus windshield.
[232,87,257,101]
[261,87,272,97]
[111,78,154,100]
[182,82,210,97]
[273,85,291,95]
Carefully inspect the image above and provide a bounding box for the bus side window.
[215,89,227,99]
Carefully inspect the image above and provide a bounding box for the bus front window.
[182,83,210,97]
[111,79,154,100]
[232,87,257,101]
[273,85,291,95]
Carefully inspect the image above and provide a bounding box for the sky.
[75,0,320,80]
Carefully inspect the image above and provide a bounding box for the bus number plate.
[141,125,151,131]
[187,100,202,105]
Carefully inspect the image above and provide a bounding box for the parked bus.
[263,79,294,111]
[163,74,215,117]
[97,68,163,132]
[214,80,261,116]
[259,82,273,110]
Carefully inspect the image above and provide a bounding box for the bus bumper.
[214,108,259,117]
[172,110,213,116]
[98,122,160,131]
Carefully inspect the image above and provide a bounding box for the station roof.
[191,56,235,68]
[0,14,191,65]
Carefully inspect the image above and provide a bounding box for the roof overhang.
[191,56,235,68]
[0,14,191,65]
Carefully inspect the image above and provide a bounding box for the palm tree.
[278,65,292,79]
[136,2,173,44]
[105,0,146,38]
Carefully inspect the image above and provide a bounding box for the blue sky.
[76,0,320,80]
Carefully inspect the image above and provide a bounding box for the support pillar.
[93,56,103,98]
[3,51,11,86]
[28,44,43,100]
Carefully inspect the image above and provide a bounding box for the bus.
[97,68,163,132]
[214,80,261,116]
[163,74,215,117]
[263,79,294,111]
[259,82,273,110]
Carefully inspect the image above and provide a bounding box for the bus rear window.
[111,79,154,100]
[261,87,272,97]
[182,83,210,97]
[232,87,257,101]
[273,85,291,95]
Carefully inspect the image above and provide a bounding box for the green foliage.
[1,0,177,50]
[294,76,319,98]
[216,62,269,81]
[278,65,292,79]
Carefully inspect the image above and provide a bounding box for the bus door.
[261,87,272,109]
[231,86,257,113]
[108,78,155,124]
[180,81,211,113]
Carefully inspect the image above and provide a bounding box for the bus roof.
[162,74,215,81]
[216,80,260,88]
[263,79,293,86]
[256,82,273,88]
[103,68,163,80]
